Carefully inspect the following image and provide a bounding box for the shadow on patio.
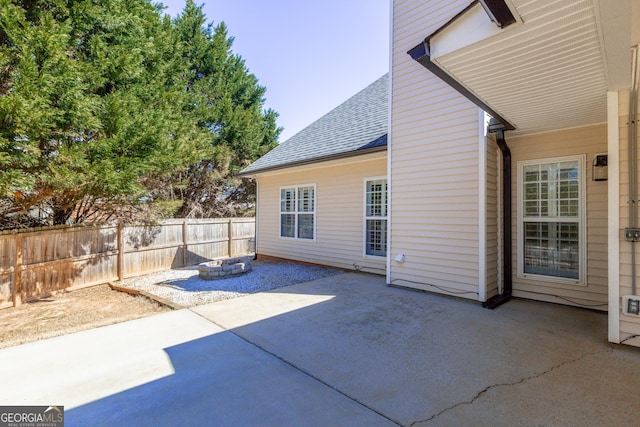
[62,272,640,426]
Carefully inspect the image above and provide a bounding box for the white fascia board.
[430,2,501,60]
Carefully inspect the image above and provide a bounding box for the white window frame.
[363,177,388,258]
[279,184,316,241]
[516,155,586,285]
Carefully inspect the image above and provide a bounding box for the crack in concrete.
[409,346,614,427]
[190,309,404,427]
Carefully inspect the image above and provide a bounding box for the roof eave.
[407,41,516,131]
[237,145,387,178]
[409,0,633,136]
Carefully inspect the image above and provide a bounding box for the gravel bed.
[118,260,345,307]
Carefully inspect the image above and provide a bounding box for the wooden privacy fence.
[0,218,255,308]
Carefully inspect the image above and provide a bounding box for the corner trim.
[608,90,620,343]
[387,0,394,285]
[478,109,488,302]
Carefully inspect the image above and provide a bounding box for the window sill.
[279,236,316,242]
[517,273,585,287]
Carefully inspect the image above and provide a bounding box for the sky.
[157,1,390,142]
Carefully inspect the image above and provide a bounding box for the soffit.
[431,0,627,136]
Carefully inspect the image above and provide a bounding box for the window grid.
[521,159,581,281]
[280,185,315,240]
[365,179,387,257]
[523,162,579,218]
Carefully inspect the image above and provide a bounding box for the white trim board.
[607,90,620,343]
[478,109,488,302]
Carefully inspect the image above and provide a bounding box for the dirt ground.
[0,284,171,349]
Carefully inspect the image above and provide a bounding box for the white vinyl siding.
[256,156,387,273]
[365,178,388,257]
[509,124,608,310]
[390,0,483,299]
[280,185,315,240]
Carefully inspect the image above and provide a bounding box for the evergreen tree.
[164,0,280,218]
[0,0,279,227]
[0,0,203,227]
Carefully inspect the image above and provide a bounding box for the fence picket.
[0,218,255,307]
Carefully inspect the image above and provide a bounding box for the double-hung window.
[518,156,585,283]
[365,178,387,257]
[280,185,315,239]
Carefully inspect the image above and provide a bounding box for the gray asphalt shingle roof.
[240,73,388,175]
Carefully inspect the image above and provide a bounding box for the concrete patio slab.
[0,302,396,427]
[193,272,640,426]
[0,310,219,409]
[1,271,639,426]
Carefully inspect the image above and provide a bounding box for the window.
[518,156,585,282]
[365,178,387,257]
[280,185,315,239]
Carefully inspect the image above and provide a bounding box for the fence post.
[228,219,233,258]
[13,234,22,307]
[117,223,124,281]
[182,220,188,266]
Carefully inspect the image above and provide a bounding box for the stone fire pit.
[198,257,252,280]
